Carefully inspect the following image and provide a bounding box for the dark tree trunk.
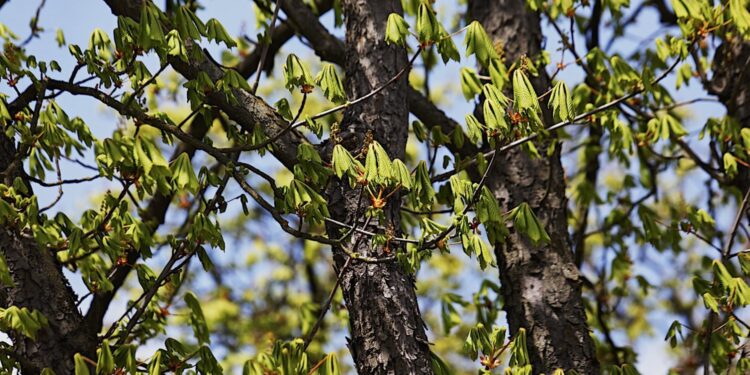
[1,136,95,374]
[468,0,600,373]
[323,1,434,374]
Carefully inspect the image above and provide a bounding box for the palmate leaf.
[364,141,393,185]
[465,114,484,145]
[436,23,460,63]
[548,81,575,122]
[0,306,48,340]
[315,63,347,104]
[283,54,314,92]
[483,98,508,134]
[174,5,205,40]
[391,159,413,189]
[509,202,550,245]
[460,67,482,100]
[96,340,115,375]
[185,292,210,345]
[385,13,410,46]
[416,1,441,44]
[205,18,237,48]
[331,144,361,179]
[170,152,199,194]
[464,21,497,68]
[512,70,540,114]
[730,0,750,38]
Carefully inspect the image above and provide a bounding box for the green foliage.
[464,21,497,68]
[315,63,346,104]
[509,203,550,245]
[283,54,314,92]
[548,81,575,122]
[385,13,410,46]
[3,0,750,373]
[0,306,48,340]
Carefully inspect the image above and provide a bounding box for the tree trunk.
[468,0,601,373]
[1,135,95,374]
[323,1,434,373]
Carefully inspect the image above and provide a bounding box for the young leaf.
[548,81,575,122]
[315,63,347,104]
[74,353,90,375]
[96,341,114,375]
[465,114,484,145]
[283,54,314,92]
[392,159,413,189]
[416,2,441,44]
[165,30,188,61]
[730,0,750,38]
[205,18,237,48]
[483,98,508,134]
[510,202,550,245]
[385,13,410,46]
[185,292,211,345]
[364,142,393,184]
[148,351,162,375]
[512,69,540,114]
[460,67,482,100]
[464,21,497,68]
[437,31,460,63]
[170,152,199,194]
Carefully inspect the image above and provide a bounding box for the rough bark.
[322,1,433,373]
[468,0,600,373]
[1,136,95,374]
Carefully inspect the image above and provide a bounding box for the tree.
[1,0,750,373]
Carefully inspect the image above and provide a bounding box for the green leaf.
[170,152,199,194]
[174,6,205,40]
[703,292,719,313]
[138,4,165,50]
[416,2,441,44]
[488,58,508,90]
[724,153,738,178]
[510,202,550,245]
[74,353,90,375]
[460,67,482,100]
[148,351,162,375]
[364,142,393,184]
[185,292,211,345]
[412,161,435,208]
[512,69,540,114]
[332,144,359,179]
[317,353,341,375]
[283,54,314,92]
[385,13,410,46]
[483,97,507,134]
[510,328,530,366]
[430,352,453,375]
[548,81,575,122]
[664,320,683,348]
[219,68,252,91]
[0,306,48,340]
[465,114,484,145]
[275,98,293,120]
[205,18,237,48]
[464,21,497,68]
[315,63,346,104]
[437,32,460,63]
[96,341,114,375]
[392,159,413,189]
[165,30,188,61]
[730,0,750,38]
